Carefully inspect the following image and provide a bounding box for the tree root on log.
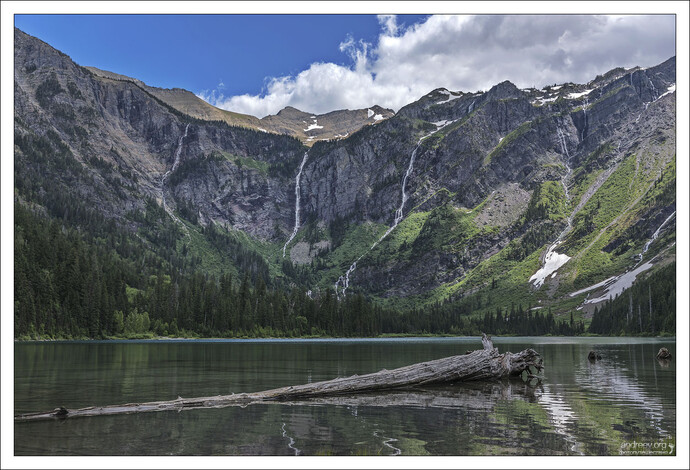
[15,334,542,422]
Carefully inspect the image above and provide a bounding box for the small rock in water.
[656,347,672,360]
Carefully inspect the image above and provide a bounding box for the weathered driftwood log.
[15,334,542,422]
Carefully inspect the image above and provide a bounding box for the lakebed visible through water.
[14,337,675,456]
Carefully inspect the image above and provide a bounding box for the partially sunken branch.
[15,334,542,422]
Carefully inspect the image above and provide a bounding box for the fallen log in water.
[15,334,542,422]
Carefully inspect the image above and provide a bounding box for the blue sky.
[14,14,677,117]
[14,15,428,97]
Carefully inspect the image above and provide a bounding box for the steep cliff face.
[14,27,676,319]
[14,28,305,242]
[288,55,675,311]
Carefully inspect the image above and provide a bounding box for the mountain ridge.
[84,65,395,145]
[13,26,676,338]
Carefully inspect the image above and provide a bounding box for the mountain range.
[84,65,395,145]
[13,27,676,337]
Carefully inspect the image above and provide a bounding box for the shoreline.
[14,333,677,343]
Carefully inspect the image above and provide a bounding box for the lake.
[14,337,676,456]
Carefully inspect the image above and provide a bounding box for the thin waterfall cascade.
[468,99,476,113]
[334,131,436,299]
[377,131,437,247]
[172,124,190,173]
[334,258,361,300]
[555,126,573,225]
[282,152,310,257]
[529,126,574,287]
[647,74,658,100]
[161,123,190,221]
[641,211,676,257]
[580,98,589,141]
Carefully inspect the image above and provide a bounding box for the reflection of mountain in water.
[573,347,672,438]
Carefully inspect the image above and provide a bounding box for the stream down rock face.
[14,26,676,306]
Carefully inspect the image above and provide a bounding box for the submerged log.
[15,334,542,422]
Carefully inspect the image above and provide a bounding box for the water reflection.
[15,338,675,456]
[657,359,671,369]
[271,381,540,411]
[574,348,669,438]
[539,384,583,455]
[281,422,301,455]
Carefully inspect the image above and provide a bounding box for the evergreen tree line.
[588,262,675,335]
[15,201,596,339]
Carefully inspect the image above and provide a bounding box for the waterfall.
[282,152,309,257]
[161,123,190,221]
[555,126,573,223]
[529,125,574,287]
[641,211,675,256]
[172,124,189,173]
[382,134,432,240]
[468,99,476,113]
[580,98,589,141]
[335,131,435,299]
[647,74,658,100]
[556,126,570,159]
[334,258,361,299]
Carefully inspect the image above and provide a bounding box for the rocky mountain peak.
[275,106,311,118]
[486,80,521,100]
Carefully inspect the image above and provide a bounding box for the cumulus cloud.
[198,14,675,118]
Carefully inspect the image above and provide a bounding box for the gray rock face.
[14,28,304,241]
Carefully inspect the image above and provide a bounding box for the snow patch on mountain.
[567,89,593,99]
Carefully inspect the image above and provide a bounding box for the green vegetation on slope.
[523,180,567,222]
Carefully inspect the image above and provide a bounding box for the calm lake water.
[14,337,676,456]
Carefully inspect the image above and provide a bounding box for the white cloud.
[198,15,675,118]
[377,15,399,36]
